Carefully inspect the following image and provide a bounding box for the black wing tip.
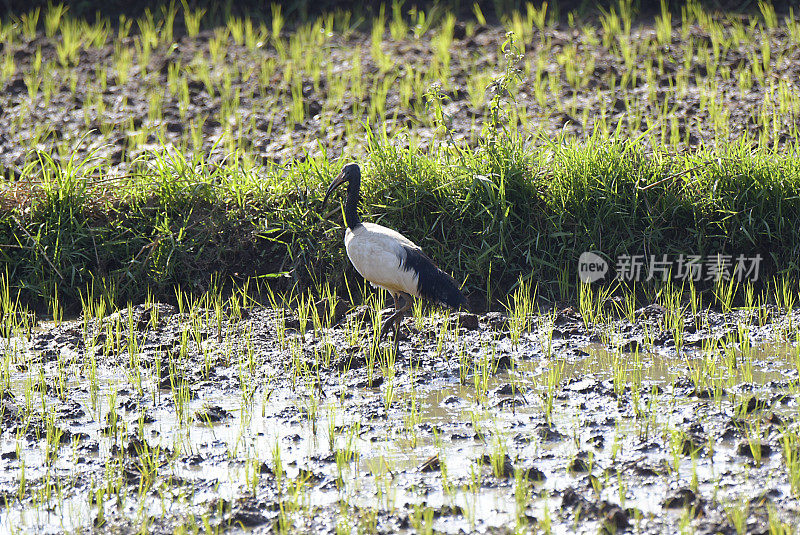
[402,246,467,310]
[459,293,470,311]
[443,286,469,310]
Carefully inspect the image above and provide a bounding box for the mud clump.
[663,488,704,511]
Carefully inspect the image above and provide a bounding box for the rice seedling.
[780,425,800,497]
[506,276,535,346]
[181,1,204,38]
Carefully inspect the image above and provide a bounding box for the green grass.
[3,129,800,309]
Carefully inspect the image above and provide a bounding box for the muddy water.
[1,304,799,533]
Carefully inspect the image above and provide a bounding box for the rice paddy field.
[2,1,800,533]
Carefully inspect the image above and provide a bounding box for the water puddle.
[1,306,799,532]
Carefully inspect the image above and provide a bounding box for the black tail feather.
[402,247,468,310]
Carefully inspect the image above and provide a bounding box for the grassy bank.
[2,129,800,310]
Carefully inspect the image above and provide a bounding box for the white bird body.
[345,222,421,298]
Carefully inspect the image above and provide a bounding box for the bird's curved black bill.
[321,171,346,209]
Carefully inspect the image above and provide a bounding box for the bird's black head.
[322,163,361,209]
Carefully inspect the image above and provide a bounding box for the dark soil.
[0,15,797,175]
[1,300,799,533]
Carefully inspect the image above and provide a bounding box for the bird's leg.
[380,293,413,343]
[379,293,400,340]
[393,294,404,347]
[392,293,413,348]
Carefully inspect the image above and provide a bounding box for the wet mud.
[1,299,799,533]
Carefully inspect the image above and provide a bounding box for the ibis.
[322,163,467,344]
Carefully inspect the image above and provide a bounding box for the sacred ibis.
[322,163,467,343]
